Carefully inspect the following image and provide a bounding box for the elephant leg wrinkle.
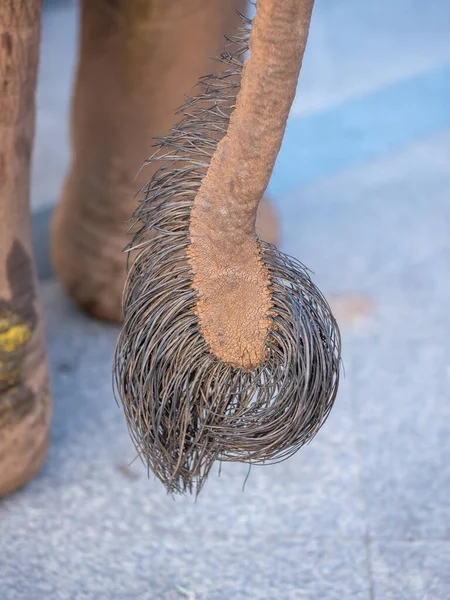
[0,0,51,497]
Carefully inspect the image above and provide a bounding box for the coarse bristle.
[113,15,341,495]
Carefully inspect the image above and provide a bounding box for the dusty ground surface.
[2,0,450,598]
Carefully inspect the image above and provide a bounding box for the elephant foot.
[50,172,128,323]
[0,314,51,497]
[0,0,51,498]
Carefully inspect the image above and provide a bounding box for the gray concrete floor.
[2,1,450,598]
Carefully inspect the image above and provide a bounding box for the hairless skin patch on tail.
[189,0,314,367]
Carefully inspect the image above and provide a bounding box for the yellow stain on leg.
[0,322,32,353]
[0,312,32,393]
[0,369,20,383]
[0,311,36,427]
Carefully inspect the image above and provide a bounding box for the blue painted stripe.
[269,65,450,195]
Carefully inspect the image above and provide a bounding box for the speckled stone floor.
[2,1,450,598]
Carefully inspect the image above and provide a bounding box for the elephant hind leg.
[51,0,278,323]
[0,0,51,497]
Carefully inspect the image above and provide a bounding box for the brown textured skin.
[50,0,274,322]
[189,0,315,367]
[0,0,51,497]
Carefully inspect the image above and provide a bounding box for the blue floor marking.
[269,64,450,195]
